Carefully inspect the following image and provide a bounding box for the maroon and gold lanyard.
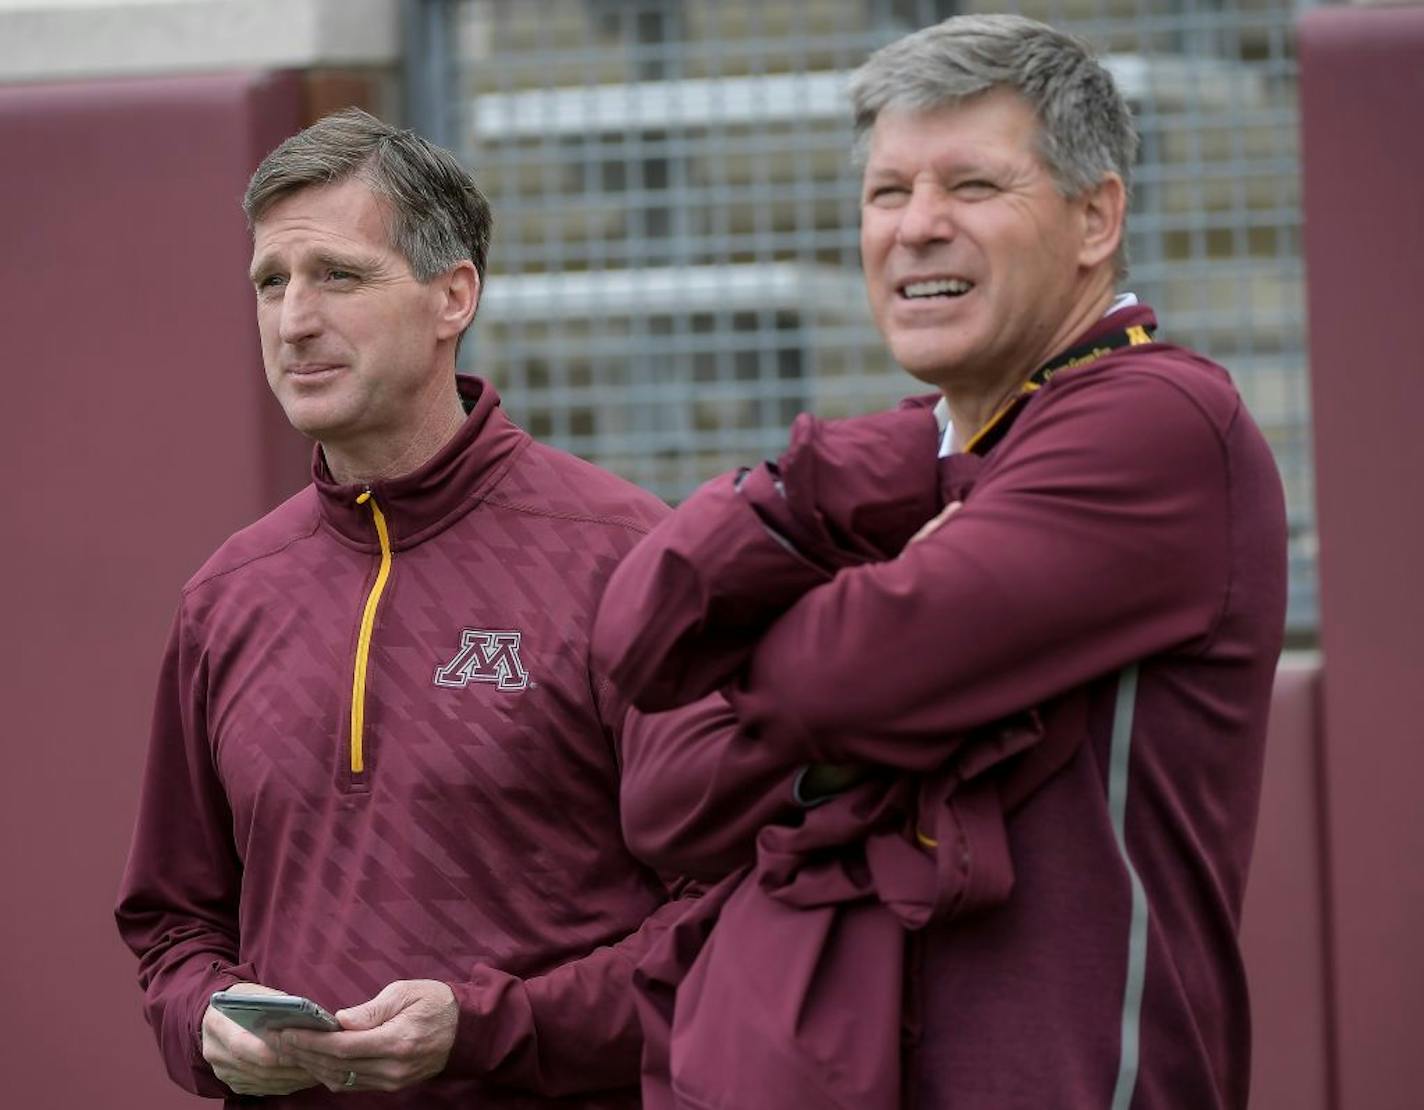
[961,322,1156,456]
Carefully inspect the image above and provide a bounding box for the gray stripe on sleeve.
[1109,664,1149,1110]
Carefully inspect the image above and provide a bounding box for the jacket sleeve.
[441,674,732,1094]
[590,405,948,877]
[597,369,1239,879]
[618,694,807,881]
[727,368,1236,769]
[593,499,821,876]
[443,891,699,1095]
[114,605,254,1099]
[592,403,943,711]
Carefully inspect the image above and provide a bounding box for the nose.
[896,182,955,248]
[277,279,322,345]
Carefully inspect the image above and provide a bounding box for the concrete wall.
[0,0,398,83]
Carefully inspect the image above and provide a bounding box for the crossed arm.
[595,371,1234,877]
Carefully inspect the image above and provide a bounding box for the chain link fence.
[446,0,1317,632]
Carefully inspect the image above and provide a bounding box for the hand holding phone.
[202,986,327,1097]
[210,988,341,1034]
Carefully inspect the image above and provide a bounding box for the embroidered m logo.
[434,629,530,691]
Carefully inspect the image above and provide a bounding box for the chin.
[879,323,973,381]
[277,398,348,442]
[887,344,963,389]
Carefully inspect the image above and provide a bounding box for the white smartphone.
[210,989,341,1033]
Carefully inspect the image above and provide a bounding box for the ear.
[1076,172,1126,270]
[434,260,481,342]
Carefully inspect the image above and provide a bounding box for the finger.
[225,1078,316,1096]
[224,1032,286,1069]
[205,1018,285,1070]
[907,500,963,547]
[291,1045,441,1088]
[218,1065,314,1085]
[290,1055,399,1093]
[334,979,414,1031]
[281,1040,393,1076]
[278,1026,341,1054]
[281,984,409,1057]
[281,1026,392,1060]
[215,1065,319,1096]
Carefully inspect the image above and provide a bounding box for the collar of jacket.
[903,301,1161,501]
[311,374,529,551]
[903,300,1162,435]
[1035,301,1159,381]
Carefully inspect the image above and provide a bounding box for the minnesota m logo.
[434,629,530,691]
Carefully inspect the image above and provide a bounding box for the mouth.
[285,363,345,379]
[897,277,975,301]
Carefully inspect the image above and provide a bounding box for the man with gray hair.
[594,15,1286,1108]
[116,108,719,1107]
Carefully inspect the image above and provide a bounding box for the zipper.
[349,490,393,775]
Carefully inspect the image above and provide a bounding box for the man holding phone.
[115,109,728,1106]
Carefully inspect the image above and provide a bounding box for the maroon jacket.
[116,376,706,1108]
[592,305,1288,1109]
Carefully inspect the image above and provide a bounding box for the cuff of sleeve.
[736,463,840,585]
[598,469,833,711]
[779,407,943,563]
[925,777,1016,921]
[185,960,259,1099]
[445,967,539,1084]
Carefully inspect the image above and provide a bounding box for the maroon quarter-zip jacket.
[116,376,709,1108]
[593,305,1289,1109]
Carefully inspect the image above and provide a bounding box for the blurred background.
[1,0,1419,1106]
[451,0,1317,632]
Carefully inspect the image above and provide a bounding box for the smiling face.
[249,178,476,461]
[859,89,1121,400]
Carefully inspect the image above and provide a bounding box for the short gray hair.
[243,108,492,285]
[849,14,1138,205]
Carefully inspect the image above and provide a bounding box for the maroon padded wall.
[1299,8,1424,1110]
[2,20,1415,1107]
[0,72,307,1107]
[1239,659,1333,1110]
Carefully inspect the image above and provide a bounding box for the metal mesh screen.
[451,0,1316,631]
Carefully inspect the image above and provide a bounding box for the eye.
[954,180,998,199]
[866,184,909,207]
[326,268,359,283]
[255,274,286,293]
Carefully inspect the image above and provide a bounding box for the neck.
[946,281,1118,451]
[322,386,467,486]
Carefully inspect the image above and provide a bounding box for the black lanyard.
[962,321,1156,456]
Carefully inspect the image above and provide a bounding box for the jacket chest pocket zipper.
[350,491,393,775]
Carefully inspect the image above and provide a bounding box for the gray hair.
[849,14,1138,207]
[243,107,492,285]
